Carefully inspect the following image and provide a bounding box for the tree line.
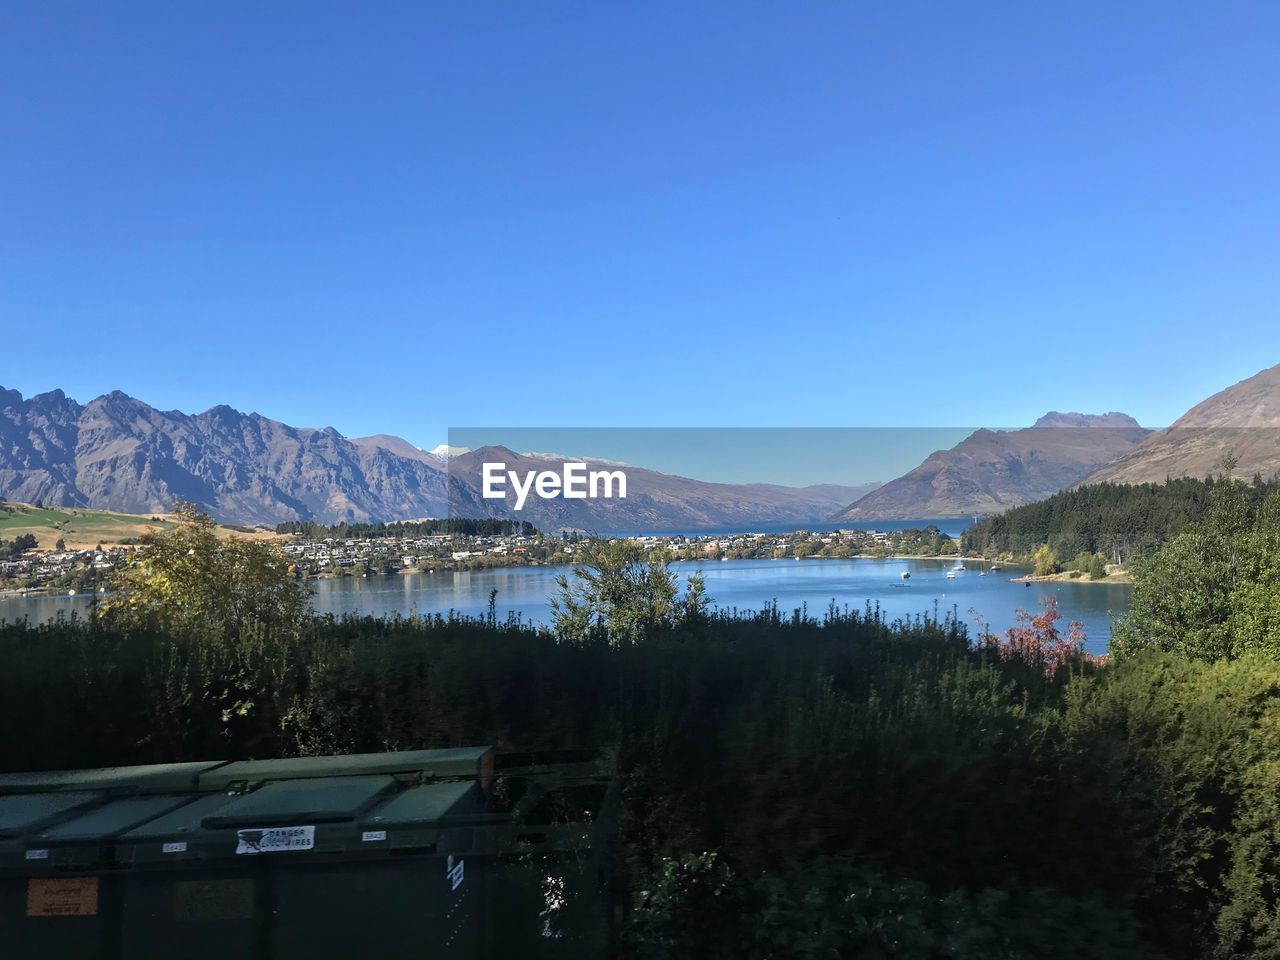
[273,517,538,538]
[961,475,1280,565]
[0,532,38,560]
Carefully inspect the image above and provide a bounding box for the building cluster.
[1,525,958,594]
[281,531,557,576]
[277,526,955,576]
[0,547,128,590]
[635,526,954,561]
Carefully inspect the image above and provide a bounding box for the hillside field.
[0,502,280,550]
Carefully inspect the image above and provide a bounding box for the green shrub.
[6,603,1280,957]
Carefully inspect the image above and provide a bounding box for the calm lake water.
[3,557,1130,654]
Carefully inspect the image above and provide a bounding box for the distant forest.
[274,518,538,538]
[962,476,1280,563]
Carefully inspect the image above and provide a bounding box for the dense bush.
[1114,482,1280,660]
[3,598,1279,957]
[628,854,1155,960]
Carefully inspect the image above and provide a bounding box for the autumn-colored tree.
[976,596,1087,675]
[99,504,306,639]
[1032,544,1060,576]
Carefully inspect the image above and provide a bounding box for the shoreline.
[1008,571,1132,586]
[3,558,1137,600]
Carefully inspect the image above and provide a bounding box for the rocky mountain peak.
[1032,411,1142,429]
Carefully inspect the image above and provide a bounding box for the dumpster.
[116,774,399,960]
[1,792,195,960]
[116,791,273,960]
[117,773,482,959]
[0,746,614,959]
[270,778,484,959]
[1,791,107,958]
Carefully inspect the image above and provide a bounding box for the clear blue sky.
[3,2,1278,454]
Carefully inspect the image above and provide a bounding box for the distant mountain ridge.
[0,387,878,528]
[833,412,1150,521]
[20,375,1267,531]
[1083,363,1280,486]
[0,387,450,525]
[448,446,879,531]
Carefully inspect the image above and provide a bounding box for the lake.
[2,557,1130,654]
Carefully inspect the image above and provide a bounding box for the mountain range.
[447,446,879,531]
[833,413,1150,521]
[4,364,1279,530]
[0,387,873,529]
[835,363,1280,518]
[1082,363,1280,486]
[0,387,449,526]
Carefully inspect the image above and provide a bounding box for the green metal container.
[116,775,482,959]
[1,791,107,959]
[270,779,483,959]
[0,747,614,959]
[115,776,396,960]
[116,792,270,960]
[1,793,195,960]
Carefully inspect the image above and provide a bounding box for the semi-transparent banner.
[442,423,1183,534]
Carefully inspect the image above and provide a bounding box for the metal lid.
[36,795,198,844]
[201,775,397,828]
[0,791,103,839]
[0,761,227,796]
[197,748,494,791]
[362,781,478,827]
[119,792,242,842]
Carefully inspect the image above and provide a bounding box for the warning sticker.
[235,825,315,855]
[27,878,99,917]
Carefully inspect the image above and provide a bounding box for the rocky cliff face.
[0,387,90,508]
[1083,364,1280,485]
[834,413,1149,521]
[0,388,450,525]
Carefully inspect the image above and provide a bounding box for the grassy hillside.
[0,501,277,550]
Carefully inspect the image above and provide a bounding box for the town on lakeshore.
[1,512,975,595]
